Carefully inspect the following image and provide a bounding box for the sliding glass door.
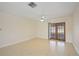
[57,23,65,41]
[48,22,65,41]
[48,23,56,39]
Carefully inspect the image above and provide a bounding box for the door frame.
[48,22,66,41]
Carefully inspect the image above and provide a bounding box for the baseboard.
[0,37,34,48]
[36,36,48,40]
[73,42,79,55]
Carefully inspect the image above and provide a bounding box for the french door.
[48,22,65,41]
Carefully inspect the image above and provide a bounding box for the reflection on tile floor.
[0,38,78,56]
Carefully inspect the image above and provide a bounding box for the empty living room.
[0,1,79,57]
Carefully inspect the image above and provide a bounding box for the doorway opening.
[48,22,65,41]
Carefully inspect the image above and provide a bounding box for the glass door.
[48,23,56,39]
[57,23,65,41]
[48,22,65,41]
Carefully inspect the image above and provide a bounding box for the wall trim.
[0,37,34,48]
[73,42,79,55]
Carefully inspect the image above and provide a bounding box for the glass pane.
[51,24,56,39]
[48,24,52,39]
[58,25,64,40]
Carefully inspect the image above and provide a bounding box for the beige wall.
[0,12,37,48]
[36,20,48,39]
[0,12,74,48]
[73,5,79,54]
[37,16,73,43]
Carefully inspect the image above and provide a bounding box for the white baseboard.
[0,37,33,48]
[73,42,79,55]
[36,36,48,39]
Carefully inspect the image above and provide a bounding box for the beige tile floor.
[0,38,78,56]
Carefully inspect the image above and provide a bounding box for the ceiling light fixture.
[40,19,44,22]
[40,16,47,22]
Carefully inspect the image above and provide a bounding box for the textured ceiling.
[0,2,79,20]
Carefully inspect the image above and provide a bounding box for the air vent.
[28,2,37,8]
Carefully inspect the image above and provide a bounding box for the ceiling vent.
[28,2,37,8]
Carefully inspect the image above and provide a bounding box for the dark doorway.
[48,22,65,41]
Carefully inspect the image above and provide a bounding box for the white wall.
[0,11,74,48]
[37,16,73,43]
[0,12,37,48]
[73,5,79,54]
[36,20,48,39]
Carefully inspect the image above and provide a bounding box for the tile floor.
[0,38,78,56]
